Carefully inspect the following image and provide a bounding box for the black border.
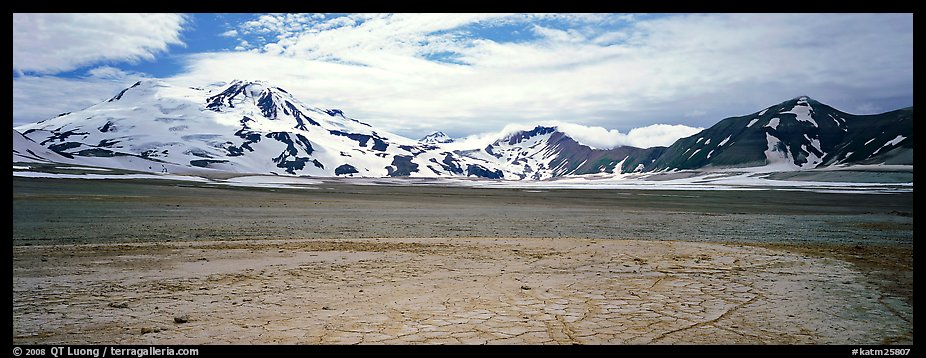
[11,2,918,355]
[10,1,919,14]
[9,344,916,355]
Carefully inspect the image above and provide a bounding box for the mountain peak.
[500,126,557,146]
[107,79,174,102]
[14,77,912,179]
[206,80,288,113]
[420,131,454,144]
[226,79,278,92]
[235,80,268,97]
[785,95,819,107]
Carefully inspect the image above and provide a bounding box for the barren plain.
[12,177,913,344]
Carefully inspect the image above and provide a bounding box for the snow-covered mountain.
[13,80,486,177]
[12,79,618,179]
[12,81,913,179]
[454,126,664,180]
[13,129,70,164]
[649,96,913,171]
[419,131,454,144]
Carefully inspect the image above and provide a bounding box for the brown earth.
[12,177,913,344]
[13,237,912,344]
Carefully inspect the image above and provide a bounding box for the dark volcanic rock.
[387,155,419,177]
[335,164,359,176]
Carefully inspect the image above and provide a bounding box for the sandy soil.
[12,237,913,345]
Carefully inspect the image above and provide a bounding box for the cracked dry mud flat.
[13,238,912,344]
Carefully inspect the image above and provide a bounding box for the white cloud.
[13,74,148,126]
[220,29,238,37]
[446,121,702,150]
[547,122,628,149]
[623,124,703,148]
[442,124,534,151]
[13,13,187,74]
[168,13,910,140]
[85,66,137,80]
[14,13,911,144]
[552,121,702,148]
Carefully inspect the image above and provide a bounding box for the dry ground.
[13,237,912,344]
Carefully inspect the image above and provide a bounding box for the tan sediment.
[12,238,912,344]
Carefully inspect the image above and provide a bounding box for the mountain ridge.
[13,80,913,179]
[420,131,454,144]
[648,96,913,172]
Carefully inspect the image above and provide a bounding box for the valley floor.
[12,177,913,344]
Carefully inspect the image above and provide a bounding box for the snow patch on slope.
[883,135,907,147]
[688,148,701,160]
[765,118,780,130]
[782,98,818,127]
[764,133,799,170]
[718,135,732,146]
[872,135,907,155]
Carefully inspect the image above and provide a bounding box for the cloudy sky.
[12,13,913,148]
